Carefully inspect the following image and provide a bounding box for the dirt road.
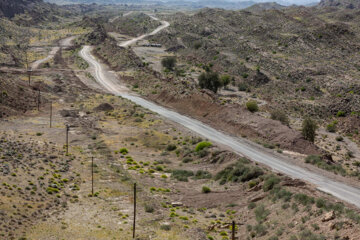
[78,16,360,208]
[79,45,360,209]
[119,15,170,47]
[30,36,75,70]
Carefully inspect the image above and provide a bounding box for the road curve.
[119,15,170,47]
[109,11,133,23]
[31,47,60,70]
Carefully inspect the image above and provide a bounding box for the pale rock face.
[322,210,335,222]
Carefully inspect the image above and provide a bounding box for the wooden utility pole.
[91,156,94,196]
[65,125,69,154]
[133,183,137,239]
[232,221,236,240]
[49,101,52,128]
[27,69,32,86]
[37,88,40,111]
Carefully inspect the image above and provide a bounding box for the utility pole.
[49,101,52,128]
[27,69,32,86]
[133,183,137,239]
[37,88,40,111]
[232,221,236,240]
[91,156,94,196]
[65,125,69,155]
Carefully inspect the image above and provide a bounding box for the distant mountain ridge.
[245,2,286,11]
[45,0,318,9]
[319,0,360,9]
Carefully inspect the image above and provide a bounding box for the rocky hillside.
[0,0,102,26]
[0,0,43,18]
[319,0,360,9]
[152,7,360,129]
[107,12,161,37]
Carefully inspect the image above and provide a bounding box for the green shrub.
[202,186,211,193]
[248,202,256,209]
[197,149,209,158]
[298,229,325,240]
[161,56,176,70]
[145,204,155,213]
[268,236,279,240]
[195,141,212,152]
[254,205,270,223]
[215,159,264,185]
[336,111,346,117]
[238,82,249,92]
[194,170,212,179]
[171,170,194,182]
[254,224,267,236]
[221,75,231,89]
[271,187,293,202]
[246,101,259,113]
[270,110,289,125]
[160,224,171,231]
[305,155,346,176]
[46,187,59,194]
[166,144,177,151]
[336,136,343,141]
[316,198,326,208]
[193,42,202,50]
[198,72,222,93]
[182,157,193,163]
[326,122,337,132]
[119,148,128,155]
[294,193,315,206]
[248,180,257,188]
[263,175,281,192]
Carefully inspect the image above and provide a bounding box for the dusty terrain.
[1,1,360,239]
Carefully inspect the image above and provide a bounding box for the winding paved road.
[79,17,360,208]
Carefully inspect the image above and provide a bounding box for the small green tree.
[220,75,231,89]
[302,118,317,142]
[198,72,222,93]
[161,56,176,70]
